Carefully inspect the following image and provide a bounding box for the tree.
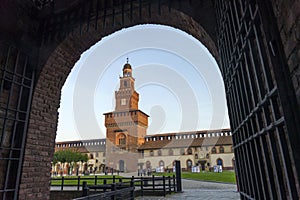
[53,149,88,175]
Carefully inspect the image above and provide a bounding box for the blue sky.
[56,24,230,142]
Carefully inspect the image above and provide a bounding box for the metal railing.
[75,180,135,200]
[51,175,177,199]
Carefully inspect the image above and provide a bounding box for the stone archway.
[119,160,125,172]
[186,159,193,171]
[0,1,299,200]
[20,4,219,199]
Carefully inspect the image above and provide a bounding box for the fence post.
[163,176,166,196]
[112,183,116,200]
[168,176,171,194]
[118,178,122,189]
[173,175,176,192]
[95,175,97,185]
[141,176,144,196]
[152,175,155,192]
[61,176,64,191]
[113,175,115,183]
[82,181,88,197]
[175,160,182,192]
[130,179,135,200]
[77,176,81,191]
[103,179,107,192]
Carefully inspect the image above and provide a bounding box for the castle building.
[53,61,234,174]
[53,130,234,174]
[54,139,106,174]
[103,60,149,172]
[137,129,234,172]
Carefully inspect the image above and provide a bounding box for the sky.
[56,24,230,142]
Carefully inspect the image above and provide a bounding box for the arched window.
[118,134,126,145]
[186,159,192,170]
[217,158,223,166]
[159,160,164,167]
[150,150,154,156]
[90,153,94,159]
[212,147,217,154]
[187,148,193,155]
[195,154,198,159]
[180,148,185,155]
[168,149,174,156]
[119,160,125,172]
[146,161,151,169]
[157,150,162,156]
[219,146,224,153]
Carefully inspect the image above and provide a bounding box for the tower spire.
[122,59,132,77]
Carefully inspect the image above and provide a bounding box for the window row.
[148,146,232,156]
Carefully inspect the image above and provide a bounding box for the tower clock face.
[121,98,126,105]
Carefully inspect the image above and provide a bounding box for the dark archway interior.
[0,1,299,200]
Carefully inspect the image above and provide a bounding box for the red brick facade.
[104,62,148,172]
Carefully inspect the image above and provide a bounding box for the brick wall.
[16,0,300,197]
[271,0,300,107]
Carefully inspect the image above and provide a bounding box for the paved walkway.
[134,175,240,200]
[136,189,239,200]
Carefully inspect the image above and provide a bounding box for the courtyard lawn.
[153,170,236,184]
[51,175,124,186]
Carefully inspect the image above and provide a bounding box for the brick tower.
[104,60,148,172]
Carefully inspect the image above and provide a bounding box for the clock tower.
[115,59,139,111]
[104,60,149,172]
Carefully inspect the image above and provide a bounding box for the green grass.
[153,171,236,184]
[51,171,236,186]
[51,175,124,186]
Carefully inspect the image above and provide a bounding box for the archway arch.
[8,1,299,199]
[117,133,127,145]
[186,159,193,171]
[21,6,219,198]
[145,161,151,170]
[216,158,223,167]
[119,160,125,172]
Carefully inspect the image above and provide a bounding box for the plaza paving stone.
[136,178,240,200]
